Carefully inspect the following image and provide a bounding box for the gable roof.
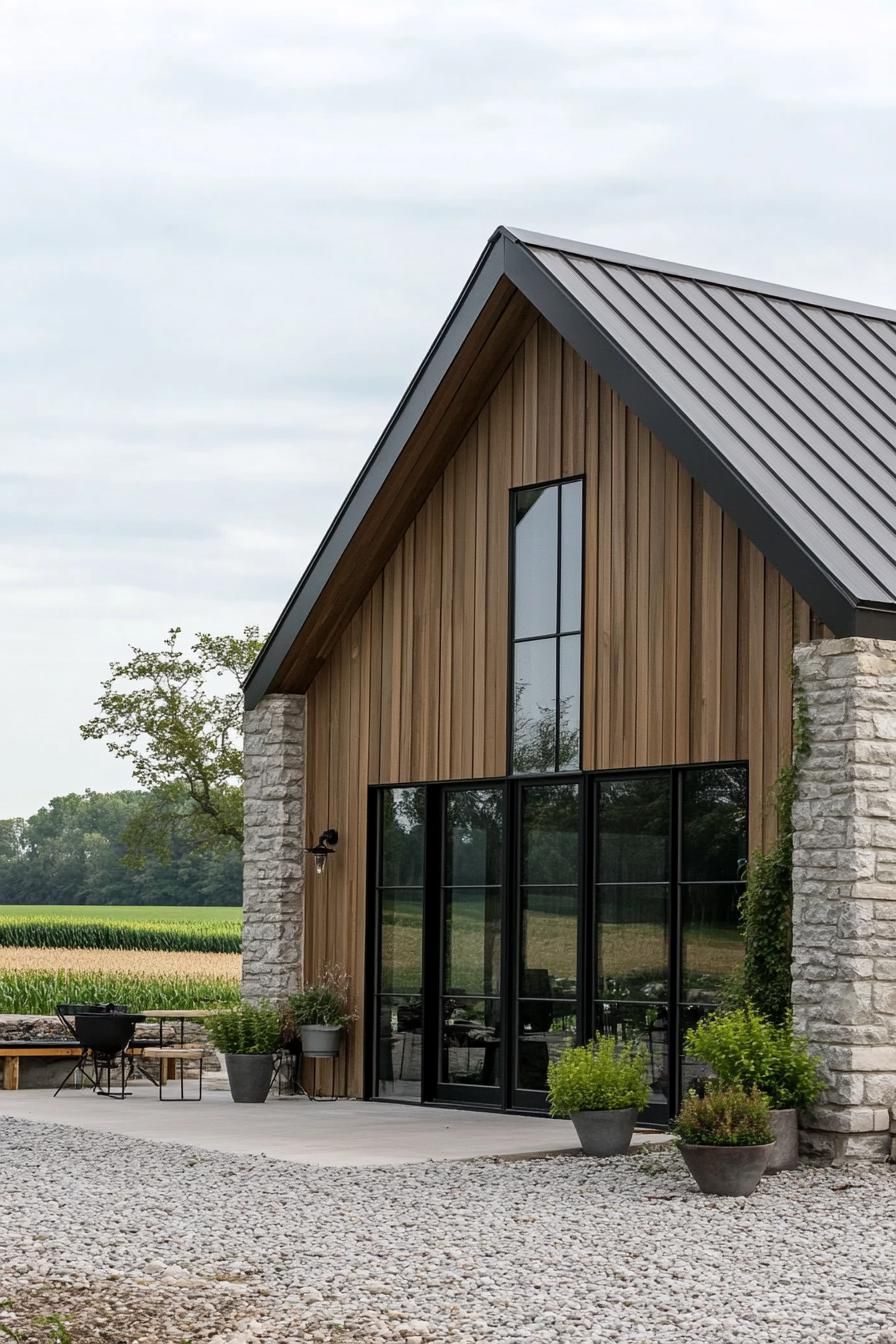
[245,225,896,708]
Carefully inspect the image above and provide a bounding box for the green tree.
[0,789,241,906]
[80,627,264,862]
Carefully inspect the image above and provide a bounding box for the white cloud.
[1,0,895,813]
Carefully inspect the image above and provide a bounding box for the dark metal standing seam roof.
[244,226,896,708]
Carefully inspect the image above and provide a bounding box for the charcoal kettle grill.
[53,1006,145,1098]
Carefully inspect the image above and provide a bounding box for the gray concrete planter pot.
[300,1025,344,1059]
[680,1142,774,1196]
[766,1109,800,1172]
[224,1053,274,1103]
[570,1107,638,1157]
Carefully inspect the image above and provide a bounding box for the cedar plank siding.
[303,316,823,1098]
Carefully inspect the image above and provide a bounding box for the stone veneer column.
[241,694,306,1003]
[792,638,896,1161]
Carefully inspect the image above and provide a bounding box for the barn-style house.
[242,227,896,1159]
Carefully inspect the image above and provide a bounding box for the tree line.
[0,789,241,907]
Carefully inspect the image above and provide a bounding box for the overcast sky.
[2,0,895,817]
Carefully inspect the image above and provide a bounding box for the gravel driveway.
[1,1116,894,1344]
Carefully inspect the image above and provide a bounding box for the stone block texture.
[242,694,306,1003]
[792,638,896,1161]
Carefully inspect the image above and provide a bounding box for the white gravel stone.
[1,1117,895,1342]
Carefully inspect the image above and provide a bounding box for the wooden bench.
[0,1044,177,1091]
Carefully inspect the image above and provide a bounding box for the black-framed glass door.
[371,787,426,1101]
[594,773,672,1124]
[512,779,582,1109]
[435,786,505,1105]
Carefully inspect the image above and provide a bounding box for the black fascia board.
[501,236,871,641]
[243,231,510,709]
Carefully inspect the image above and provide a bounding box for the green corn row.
[0,918,241,954]
[0,969,241,1015]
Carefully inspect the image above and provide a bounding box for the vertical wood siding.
[302,316,821,1096]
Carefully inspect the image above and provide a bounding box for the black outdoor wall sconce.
[306,829,338,875]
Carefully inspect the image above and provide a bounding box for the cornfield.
[0,955,241,1015]
[0,916,241,954]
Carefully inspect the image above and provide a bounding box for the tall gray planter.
[224,1053,274,1103]
[766,1109,800,1172]
[680,1143,774,1196]
[570,1107,638,1157]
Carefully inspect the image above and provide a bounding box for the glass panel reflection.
[595,1001,669,1111]
[680,1005,716,1098]
[378,889,423,995]
[444,888,502,997]
[521,886,578,998]
[441,998,501,1086]
[681,883,745,1003]
[514,486,558,639]
[380,788,426,887]
[681,766,748,882]
[445,789,503,887]
[521,783,580,885]
[559,480,583,632]
[375,997,423,1100]
[558,635,581,771]
[512,640,557,773]
[517,1002,576,1091]
[595,884,669,999]
[597,775,670,883]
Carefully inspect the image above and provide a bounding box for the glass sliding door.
[437,786,504,1105]
[514,781,581,1107]
[595,774,671,1122]
[373,787,426,1100]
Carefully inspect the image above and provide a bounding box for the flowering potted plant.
[288,965,356,1059]
[673,1082,775,1196]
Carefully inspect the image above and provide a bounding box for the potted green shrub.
[288,965,356,1059]
[685,1008,823,1171]
[674,1082,774,1196]
[206,1001,281,1103]
[547,1036,650,1157]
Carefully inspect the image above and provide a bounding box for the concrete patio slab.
[0,1086,670,1166]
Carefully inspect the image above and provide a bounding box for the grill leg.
[53,1053,89,1097]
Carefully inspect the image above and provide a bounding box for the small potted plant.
[685,1008,823,1171]
[673,1082,774,1196]
[547,1036,650,1157]
[206,1001,281,1103]
[288,965,356,1059]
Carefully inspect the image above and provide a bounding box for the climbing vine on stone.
[737,669,810,1025]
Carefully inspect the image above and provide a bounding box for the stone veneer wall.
[791,638,896,1161]
[242,694,306,1004]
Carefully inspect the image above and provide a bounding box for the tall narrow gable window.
[511,479,583,773]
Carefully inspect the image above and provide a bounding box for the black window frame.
[366,761,748,1121]
[508,477,585,776]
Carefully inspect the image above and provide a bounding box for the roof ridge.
[501,226,896,325]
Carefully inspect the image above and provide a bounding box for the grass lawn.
[0,904,241,925]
